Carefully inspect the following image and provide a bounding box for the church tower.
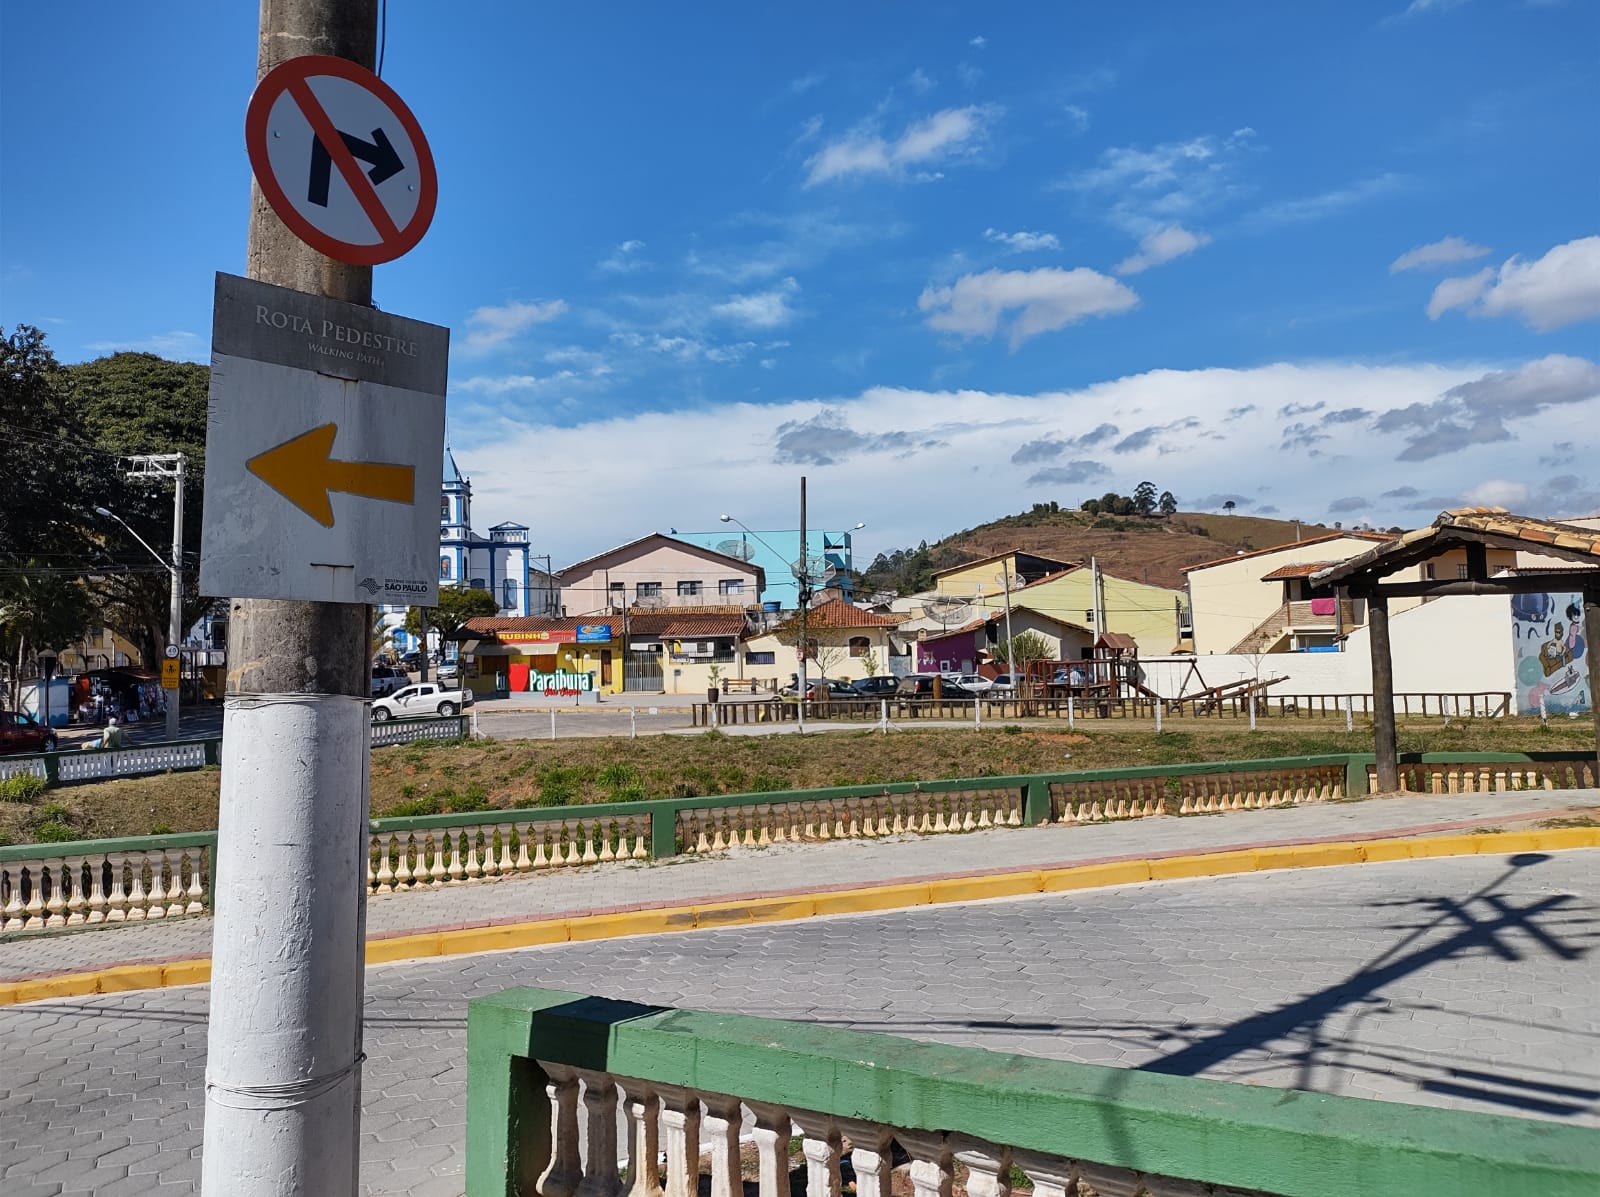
[439,446,471,585]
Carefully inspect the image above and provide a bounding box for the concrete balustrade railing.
[1369,752,1600,795]
[4,750,1595,937]
[0,715,465,791]
[0,833,214,934]
[465,987,1600,1197]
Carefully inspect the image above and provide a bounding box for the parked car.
[399,650,427,671]
[371,664,408,697]
[850,675,902,699]
[898,674,980,698]
[371,682,474,721]
[779,677,858,700]
[435,660,460,685]
[0,709,58,755]
[950,673,994,693]
[989,672,1024,694]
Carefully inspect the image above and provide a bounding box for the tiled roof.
[1097,632,1139,651]
[1313,508,1600,587]
[466,616,585,634]
[783,598,903,629]
[922,605,1094,641]
[1183,531,1393,574]
[930,549,1077,581]
[637,614,748,638]
[555,533,766,587]
[1260,561,1340,580]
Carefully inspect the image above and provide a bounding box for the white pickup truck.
[371,682,474,721]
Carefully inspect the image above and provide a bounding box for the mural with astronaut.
[1512,591,1591,715]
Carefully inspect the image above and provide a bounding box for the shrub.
[1,773,47,803]
[598,763,639,790]
[609,783,647,804]
[149,823,174,835]
[32,821,80,843]
[445,785,492,814]
[387,796,441,818]
[37,801,72,823]
[749,772,790,793]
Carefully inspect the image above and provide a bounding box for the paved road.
[2,850,1595,1195]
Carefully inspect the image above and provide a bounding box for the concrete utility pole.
[202,3,376,1194]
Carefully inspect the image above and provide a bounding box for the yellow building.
[460,617,626,696]
[1182,532,1519,655]
[933,550,1076,599]
[965,567,1186,657]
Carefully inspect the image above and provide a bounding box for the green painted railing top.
[465,987,1600,1197]
[0,830,217,866]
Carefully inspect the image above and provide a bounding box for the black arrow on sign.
[307,127,405,207]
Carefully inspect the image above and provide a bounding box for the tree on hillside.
[0,326,103,565]
[1222,499,1237,514]
[1158,490,1178,517]
[404,587,500,645]
[1133,480,1157,516]
[69,352,211,668]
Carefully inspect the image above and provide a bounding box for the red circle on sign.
[245,55,438,266]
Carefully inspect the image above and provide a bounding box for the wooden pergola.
[1311,507,1600,792]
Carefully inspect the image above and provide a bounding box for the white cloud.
[907,68,935,95]
[462,299,567,351]
[1428,236,1600,331]
[983,228,1061,254]
[599,240,649,273]
[453,370,579,396]
[1062,104,1090,133]
[1396,0,1470,17]
[1389,235,1490,273]
[712,277,801,329]
[1114,225,1211,275]
[970,35,987,48]
[1064,130,1254,234]
[917,267,1138,347]
[86,330,204,360]
[448,358,1600,570]
[804,105,998,186]
[1253,174,1407,225]
[1462,479,1530,507]
[1426,268,1494,319]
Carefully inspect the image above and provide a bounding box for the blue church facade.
[382,449,551,657]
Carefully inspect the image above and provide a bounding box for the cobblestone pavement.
[2,850,1596,1195]
[3,789,1592,981]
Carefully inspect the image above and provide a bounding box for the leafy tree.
[1158,490,1178,517]
[1079,498,1101,515]
[0,567,94,707]
[1133,480,1157,516]
[69,352,210,668]
[992,630,1052,671]
[1222,499,1237,514]
[403,587,499,643]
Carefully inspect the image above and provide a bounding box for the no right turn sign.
[245,55,437,265]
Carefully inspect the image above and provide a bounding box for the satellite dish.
[924,595,974,627]
[994,570,1025,590]
[715,538,758,562]
[792,554,835,582]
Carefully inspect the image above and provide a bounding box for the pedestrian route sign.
[199,273,448,605]
[246,55,437,265]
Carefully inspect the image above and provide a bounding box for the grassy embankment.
[2,716,1594,847]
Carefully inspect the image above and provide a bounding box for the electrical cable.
[376,0,387,77]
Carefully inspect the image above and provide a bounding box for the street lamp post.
[96,495,184,742]
[721,487,864,734]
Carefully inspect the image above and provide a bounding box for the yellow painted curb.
[4,826,1597,1008]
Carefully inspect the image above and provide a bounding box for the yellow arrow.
[246,423,414,528]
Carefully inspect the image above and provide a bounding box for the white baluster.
[85,855,110,924]
[366,835,378,891]
[564,823,583,866]
[748,1102,792,1197]
[538,1063,583,1197]
[394,834,415,890]
[838,1121,892,1197]
[465,830,482,881]
[126,852,153,920]
[953,1140,1010,1197]
[428,833,447,887]
[898,1131,951,1197]
[105,855,128,922]
[447,832,465,883]
[164,850,186,916]
[575,1070,624,1197]
[701,1094,742,1197]
[790,1111,841,1197]
[1009,1151,1075,1197]
[185,850,206,914]
[599,821,617,863]
[24,866,46,928]
[656,1084,700,1197]
[497,827,515,875]
[65,857,88,925]
[375,833,396,894]
[2,867,25,932]
[515,825,533,871]
[581,822,599,865]
[532,828,550,869]
[623,1082,662,1197]
[44,862,68,928]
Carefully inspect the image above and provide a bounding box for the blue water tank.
[762,601,782,613]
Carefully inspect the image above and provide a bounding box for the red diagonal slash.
[285,75,401,245]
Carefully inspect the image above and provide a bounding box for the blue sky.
[3,1,1598,568]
